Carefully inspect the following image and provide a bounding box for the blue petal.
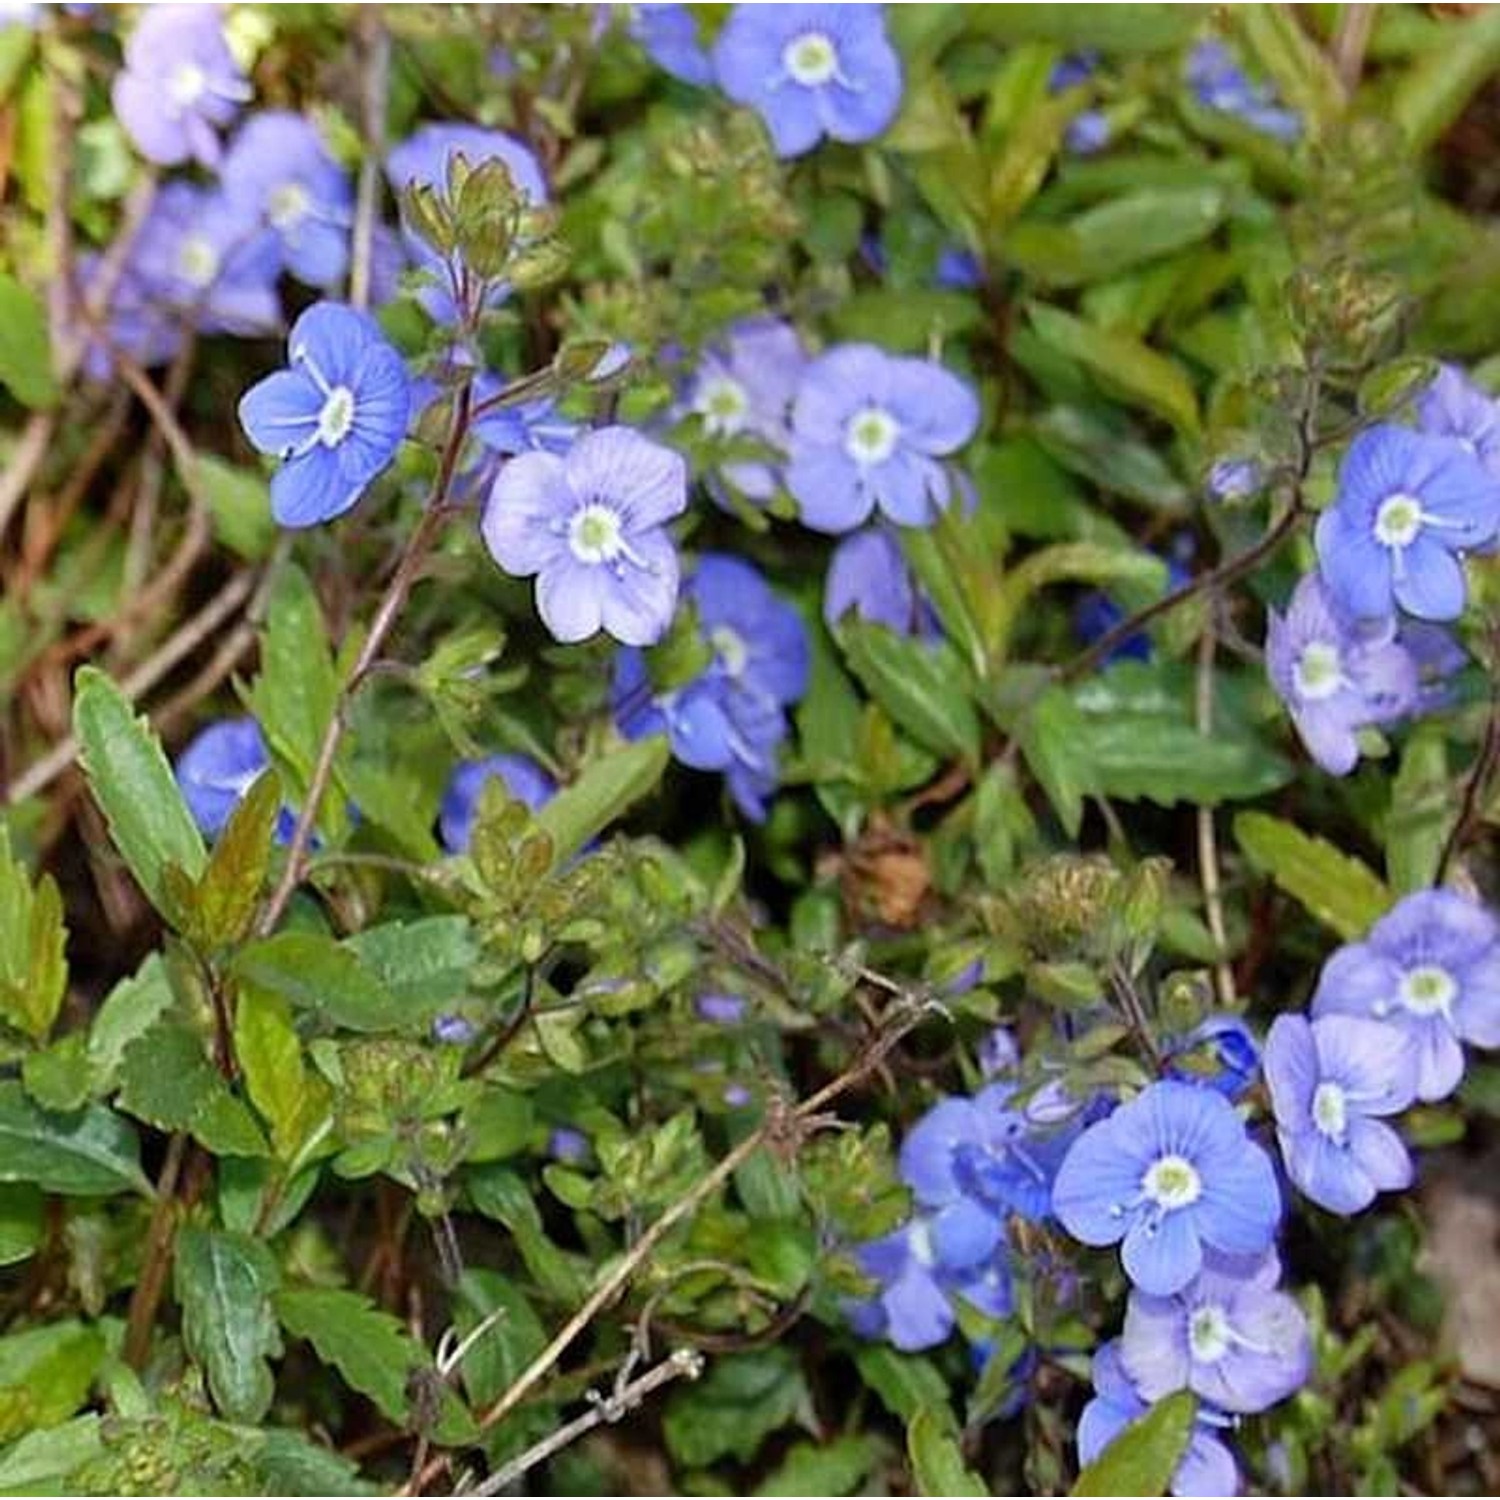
[270,444,360,528]
[238,369,322,457]
[1122,1206,1202,1295]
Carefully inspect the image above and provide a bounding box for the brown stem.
[123,1132,189,1369]
[1437,691,1500,882]
[255,383,474,937]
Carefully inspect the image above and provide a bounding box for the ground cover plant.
[2,3,1500,1494]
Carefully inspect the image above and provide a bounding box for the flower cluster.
[634,5,904,159]
[1268,366,1500,775]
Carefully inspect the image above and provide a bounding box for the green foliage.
[0,829,67,1043]
[0,272,57,410]
[1235,811,1392,939]
[907,1407,989,1496]
[1070,1390,1196,1496]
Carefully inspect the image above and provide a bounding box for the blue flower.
[612,553,808,819]
[1121,1248,1310,1414]
[1052,1081,1280,1296]
[548,1127,592,1164]
[935,246,983,290]
[1079,1341,1241,1497]
[787,343,979,532]
[1066,110,1111,155]
[686,318,806,505]
[824,527,939,637]
[238,302,411,529]
[1265,1013,1417,1215]
[385,123,548,321]
[111,3,250,168]
[128,181,281,338]
[1315,423,1499,622]
[1049,52,1098,92]
[1165,1016,1261,1100]
[222,111,354,289]
[696,993,747,1024]
[1310,888,1500,1102]
[1265,573,1417,776]
[1417,364,1500,478]
[1186,39,1299,141]
[1206,457,1263,503]
[471,378,579,459]
[438,754,557,855]
[483,426,687,647]
[712,4,902,159]
[73,253,182,381]
[174,718,294,842]
[630,4,714,87]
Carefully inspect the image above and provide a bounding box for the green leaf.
[0,273,57,410]
[1233,6,1346,139]
[0,1184,43,1267]
[232,933,407,1033]
[908,1407,988,1497]
[663,1349,808,1468]
[968,4,1198,50]
[188,771,281,950]
[755,1435,881,1497]
[1029,304,1200,434]
[1016,684,1094,838]
[1235,812,1392,940]
[118,1023,268,1157]
[0,1416,103,1492]
[233,983,328,1159]
[22,1032,93,1112]
[1386,727,1451,894]
[1071,1389,1196,1496]
[194,454,277,561]
[87,954,175,1094]
[72,667,206,916]
[852,1345,952,1423]
[0,1081,149,1196]
[0,1322,107,1441]
[460,1086,534,1164]
[344,916,477,1017]
[275,1288,473,1443]
[450,1269,546,1409]
[174,1227,283,1424]
[534,734,671,867]
[0,828,67,1042]
[841,623,981,766]
[254,1430,378,1496]
[245,566,340,802]
[1392,6,1500,150]
[1071,716,1292,806]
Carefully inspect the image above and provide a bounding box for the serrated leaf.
[344,916,477,1018]
[534,734,670,867]
[22,1032,93,1112]
[0,828,67,1042]
[234,984,328,1159]
[1029,304,1200,434]
[87,954,175,1094]
[72,667,206,918]
[275,1288,473,1443]
[232,933,408,1033]
[841,623,981,766]
[117,1023,267,1157]
[755,1434,881,1497]
[189,770,281,949]
[852,1345,952,1423]
[175,1227,282,1423]
[1072,715,1292,806]
[663,1349,807,1468]
[1071,1389,1195,1497]
[1235,812,1392,940]
[254,1429,378,1496]
[0,1080,150,1196]
[908,1407,988,1497]
[1017,685,1095,838]
[0,272,57,410]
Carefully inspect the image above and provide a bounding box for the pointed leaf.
[1235,811,1392,939]
[908,1407,989,1497]
[0,828,67,1042]
[0,1080,150,1196]
[1071,1389,1195,1497]
[534,734,670,867]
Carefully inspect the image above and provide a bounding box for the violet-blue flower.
[482,427,687,647]
[238,301,412,529]
[1121,1248,1310,1413]
[787,343,979,532]
[1265,1012,1417,1215]
[128,181,281,337]
[111,3,250,168]
[1165,1016,1261,1100]
[1052,1080,1280,1296]
[1416,364,1500,476]
[696,993,747,1025]
[1186,39,1299,142]
[1314,423,1499,622]
[824,527,939,637]
[687,318,806,505]
[630,3,714,87]
[712,3,902,159]
[1265,572,1417,776]
[471,379,579,459]
[221,111,354,289]
[1079,1341,1240,1497]
[1310,888,1500,1102]
[174,718,294,842]
[438,754,557,855]
[1207,457,1263,502]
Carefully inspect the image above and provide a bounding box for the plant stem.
[122,1132,188,1369]
[255,384,474,938]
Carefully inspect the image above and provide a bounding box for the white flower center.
[908,1218,936,1268]
[1189,1304,1233,1364]
[1312,1080,1348,1142]
[177,234,220,289]
[1293,640,1344,702]
[1142,1153,1202,1211]
[168,60,206,110]
[845,407,900,466]
[1374,492,1423,548]
[695,375,749,438]
[1399,964,1456,1017]
[316,386,356,447]
[268,181,312,233]
[568,503,624,565]
[784,31,838,87]
[711,625,749,678]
